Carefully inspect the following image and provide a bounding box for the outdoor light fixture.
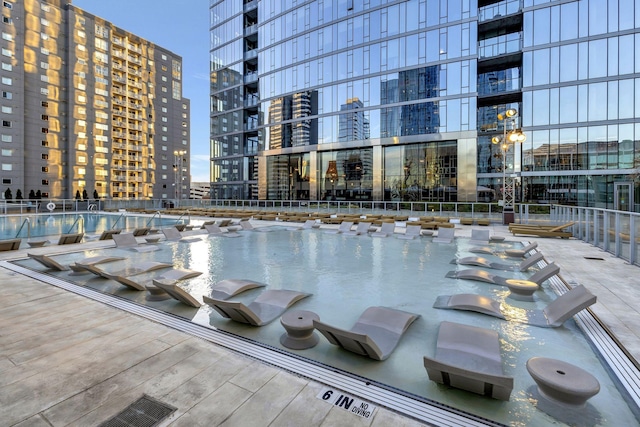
[492,109,526,224]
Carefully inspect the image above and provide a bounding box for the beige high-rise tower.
[0,0,190,200]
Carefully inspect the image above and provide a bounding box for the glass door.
[614,181,633,211]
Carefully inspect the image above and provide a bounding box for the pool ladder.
[15,217,31,239]
[146,211,162,228]
[66,216,84,234]
[175,210,191,228]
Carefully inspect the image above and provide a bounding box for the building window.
[2,91,11,99]
[41,115,48,121]
[161,76,167,82]
[2,148,11,156]
[41,101,48,107]
[2,163,12,171]
[42,166,48,172]
[40,18,50,27]
[161,54,167,60]
[40,88,49,95]
[41,154,49,160]
[42,179,49,185]
[162,97,167,103]
[40,75,49,82]
[1,134,11,142]
[41,128,48,133]
[2,120,10,127]
[161,126,167,132]
[2,16,11,24]
[41,140,48,147]
[1,48,11,58]
[161,117,167,122]
[161,86,167,92]
[40,61,49,69]
[1,32,11,41]
[1,76,11,85]
[3,1,12,9]
[2,178,10,184]
[1,62,11,71]
[77,30,85,38]
[41,47,49,55]
[1,106,11,113]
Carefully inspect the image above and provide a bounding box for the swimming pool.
[0,212,178,240]
[11,227,640,426]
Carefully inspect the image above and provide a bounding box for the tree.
[82,189,88,200]
[15,189,22,200]
[75,190,81,200]
[29,190,36,200]
[4,188,12,200]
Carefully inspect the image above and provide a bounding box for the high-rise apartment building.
[211,0,639,210]
[0,0,190,200]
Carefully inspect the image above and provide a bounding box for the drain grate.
[99,395,176,427]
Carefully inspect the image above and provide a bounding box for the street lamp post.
[492,109,526,224]
[173,150,187,206]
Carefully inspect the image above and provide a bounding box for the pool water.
[0,213,177,240]
[14,227,639,426]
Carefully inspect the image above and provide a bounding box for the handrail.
[146,211,162,228]
[111,213,126,230]
[66,216,84,234]
[175,210,190,226]
[15,217,30,238]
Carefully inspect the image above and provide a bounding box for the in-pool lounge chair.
[286,219,319,231]
[312,306,420,361]
[470,241,538,257]
[469,229,490,244]
[69,255,127,273]
[324,221,354,235]
[433,284,596,327]
[396,224,422,240]
[239,221,274,232]
[113,233,159,252]
[453,251,544,272]
[343,222,372,236]
[109,268,201,291]
[203,289,311,326]
[28,253,70,271]
[370,222,395,238]
[152,279,202,307]
[446,262,560,287]
[433,227,455,243]
[204,223,241,237]
[0,238,21,251]
[423,321,513,400]
[86,229,122,241]
[83,260,173,282]
[209,278,267,300]
[57,233,84,245]
[162,227,202,243]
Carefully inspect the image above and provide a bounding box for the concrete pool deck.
[0,221,638,426]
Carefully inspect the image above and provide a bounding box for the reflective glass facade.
[210,0,640,210]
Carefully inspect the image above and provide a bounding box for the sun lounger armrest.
[423,356,513,401]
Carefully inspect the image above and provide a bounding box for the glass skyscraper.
[210,0,640,210]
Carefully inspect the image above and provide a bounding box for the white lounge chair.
[433,284,596,327]
[209,279,268,300]
[113,233,160,252]
[69,255,127,273]
[239,221,274,232]
[324,221,354,235]
[343,222,372,236]
[469,229,490,244]
[87,266,198,292]
[446,263,560,287]
[203,289,311,326]
[470,241,538,257]
[57,233,84,245]
[0,238,21,251]
[312,306,420,361]
[29,253,126,272]
[396,224,422,240]
[286,219,319,231]
[424,321,513,400]
[453,251,544,272]
[433,227,455,243]
[162,227,202,243]
[371,222,395,238]
[82,261,173,282]
[204,223,241,237]
[151,278,203,307]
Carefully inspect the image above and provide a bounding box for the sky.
[73,0,211,182]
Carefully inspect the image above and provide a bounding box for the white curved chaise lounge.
[453,251,544,272]
[433,285,596,327]
[446,262,560,287]
[312,306,420,361]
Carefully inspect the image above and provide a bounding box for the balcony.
[244,48,258,61]
[244,24,258,36]
[478,34,522,59]
[244,0,257,12]
[244,71,258,84]
[479,0,521,22]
